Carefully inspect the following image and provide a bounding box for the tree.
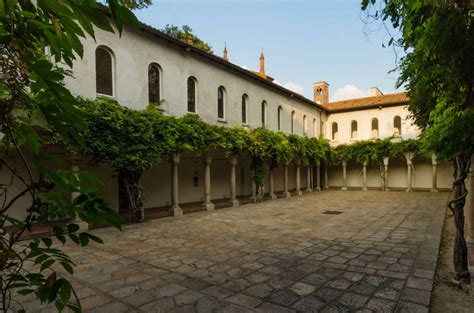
[161,24,214,53]
[362,0,474,283]
[0,1,139,311]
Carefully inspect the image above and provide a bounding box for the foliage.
[362,0,474,282]
[161,24,213,53]
[0,1,138,311]
[123,0,153,9]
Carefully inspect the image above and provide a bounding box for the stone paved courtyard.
[23,191,447,312]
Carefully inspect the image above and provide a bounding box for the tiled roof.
[327,92,409,113]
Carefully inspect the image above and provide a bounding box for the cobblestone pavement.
[22,191,447,312]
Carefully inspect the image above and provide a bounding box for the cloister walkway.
[22,191,446,312]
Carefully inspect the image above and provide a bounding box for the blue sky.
[135,0,403,101]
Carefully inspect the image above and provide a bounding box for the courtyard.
[23,191,446,312]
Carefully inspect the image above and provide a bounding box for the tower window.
[332,122,338,140]
[303,115,307,136]
[277,106,283,131]
[242,94,248,124]
[95,46,114,96]
[394,116,402,136]
[371,118,379,138]
[261,101,267,127]
[351,120,358,139]
[291,111,295,134]
[217,86,225,119]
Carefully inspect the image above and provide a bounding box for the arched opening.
[351,120,358,139]
[148,63,161,105]
[187,76,197,113]
[277,106,283,131]
[394,115,402,136]
[95,46,114,96]
[291,111,295,134]
[313,119,317,137]
[371,118,379,138]
[217,86,225,119]
[261,101,267,127]
[332,122,338,140]
[242,94,248,124]
[303,115,307,136]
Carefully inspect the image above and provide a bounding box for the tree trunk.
[449,154,471,283]
[118,168,143,223]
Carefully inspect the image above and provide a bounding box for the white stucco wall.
[63,26,323,138]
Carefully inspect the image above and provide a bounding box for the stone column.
[362,161,367,191]
[316,160,321,191]
[170,154,183,216]
[229,154,239,206]
[295,159,302,195]
[306,165,312,192]
[341,160,348,191]
[269,165,276,199]
[383,156,390,191]
[251,169,257,202]
[431,154,438,192]
[324,164,329,190]
[404,152,415,192]
[70,165,89,231]
[284,162,291,198]
[467,155,474,243]
[203,154,214,210]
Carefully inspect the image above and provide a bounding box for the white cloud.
[273,80,305,95]
[332,85,370,101]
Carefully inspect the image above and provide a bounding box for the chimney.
[223,44,228,61]
[313,81,329,106]
[259,51,265,75]
[370,87,383,97]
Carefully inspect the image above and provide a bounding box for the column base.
[306,188,313,193]
[75,221,89,232]
[341,187,347,191]
[316,187,321,191]
[324,186,329,190]
[296,190,303,196]
[270,193,277,200]
[172,206,183,216]
[203,202,215,210]
[361,187,367,191]
[285,192,291,198]
[405,189,412,192]
[431,189,438,193]
[231,199,240,207]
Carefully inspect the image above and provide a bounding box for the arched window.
[313,119,317,137]
[332,122,338,140]
[148,63,161,105]
[217,86,225,119]
[95,46,113,96]
[277,106,283,131]
[371,118,379,138]
[351,120,358,139]
[261,101,267,127]
[394,116,402,136]
[242,94,248,124]
[291,111,295,134]
[303,115,307,136]
[187,76,197,113]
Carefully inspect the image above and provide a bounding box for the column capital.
[295,158,301,166]
[431,154,438,165]
[383,156,390,166]
[204,153,212,165]
[342,160,347,166]
[171,153,180,164]
[316,159,321,166]
[229,154,238,165]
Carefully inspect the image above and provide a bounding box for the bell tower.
[313,81,329,106]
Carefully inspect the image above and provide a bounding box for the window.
[242,94,248,124]
[303,115,307,136]
[371,118,379,138]
[217,86,225,119]
[261,101,267,127]
[351,120,358,139]
[291,111,295,134]
[394,116,402,136]
[277,106,283,131]
[148,63,161,105]
[313,119,317,137]
[187,77,197,113]
[95,46,113,96]
[331,122,338,140]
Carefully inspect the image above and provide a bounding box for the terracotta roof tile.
[327,92,409,112]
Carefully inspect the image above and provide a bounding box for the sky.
[135,0,404,102]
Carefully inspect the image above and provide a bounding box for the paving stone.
[257,302,296,313]
[292,295,326,312]
[227,293,262,308]
[395,301,429,313]
[202,285,234,299]
[337,293,369,310]
[319,303,351,313]
[156,284,187,298]
[139,297,175,312]
[374,287,400,300]
[173,289,205,305]
[348,281,377,296]
[326,277,352,290]
[289,282,316,296]
[194,296,228,313]
[312,288,343,303]
[406,277,433,291]
[243,283,273,298]
[366,298,396,313]
[400,287,431,306]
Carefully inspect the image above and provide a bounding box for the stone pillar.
[203,154,214,210]
[316,160,321,191]
[324,164,329,190]
[362,161,367,191]
[341,160,348,191]
[269,165,276,200]
[467,155,474,243]
[229,154,239,206]
[431,154,438,192]
[170,154,183,216]
[284,162,291,198]
[383,156,390,191]
[295,159,302,195]
[306,165,312,192]
[404,152,415,192]
[70,165,89,231]
[251,170,257,202]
